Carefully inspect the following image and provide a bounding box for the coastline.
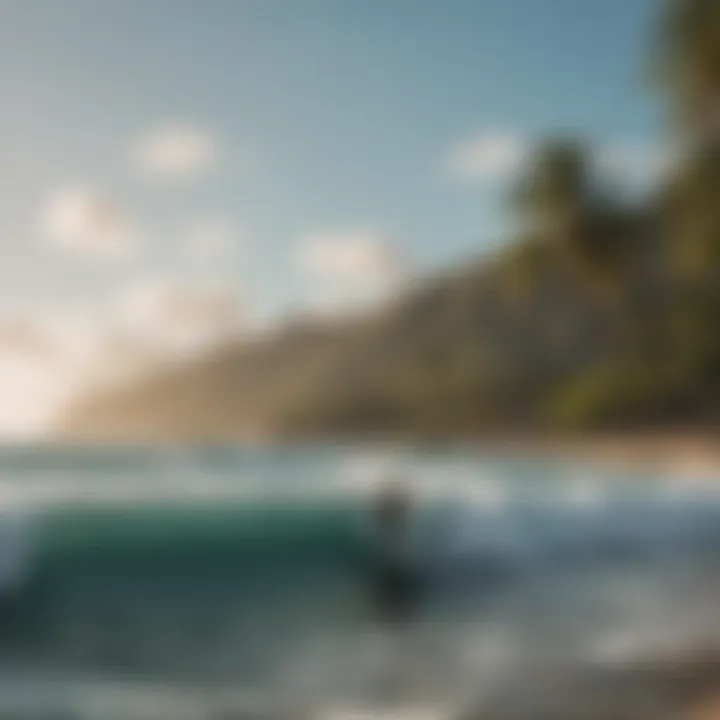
[465,430,720,476]
[40,427,720,480]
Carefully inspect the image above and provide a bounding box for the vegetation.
[652,0,720,139]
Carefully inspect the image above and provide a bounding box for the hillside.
[55,320,366,443]
[56,232,687,443]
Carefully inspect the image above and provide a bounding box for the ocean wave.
[0,473,718,608]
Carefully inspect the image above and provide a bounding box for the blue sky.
[0,0,662,319]
[0,0,670,435]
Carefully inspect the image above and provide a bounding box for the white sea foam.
[559,475,606,511]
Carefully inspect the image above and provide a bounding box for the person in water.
[369,478,421,622]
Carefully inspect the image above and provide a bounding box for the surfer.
[369,477,421,622]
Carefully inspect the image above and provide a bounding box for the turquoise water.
[0,445,719,718]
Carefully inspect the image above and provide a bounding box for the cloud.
[0,318,57,360]
[120,279,245,352]
[42,187,137,257]
[298,230,411,315]
[0,289,246,439]
[0,311,106,438]
[447,132,669,187]
[597,143,670,184]
[134,125,217,180]
[185,219,239,259]
[0,350,66,439]
[299,230,409,284]
[446,130,527,183]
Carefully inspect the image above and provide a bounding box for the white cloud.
[448,132,669,187]
[134,125,217,180]
[299,230,411,315]
[0,350,66,439]
[299,230,408,284]
[120,279,245,352]
[0,311,108,438]
[185,219,239,259]
[42,187,137,257]
[446,130,527,183]
[0,318,56,360]
[0,287,248,439]
[598,143,670,184]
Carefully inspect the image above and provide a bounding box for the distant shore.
[467,430,720,476]
[42,427,720,478]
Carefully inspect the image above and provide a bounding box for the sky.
[0,0,663,437]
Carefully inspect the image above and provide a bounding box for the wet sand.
[459,651,720,719]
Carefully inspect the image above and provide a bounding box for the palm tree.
[512,139,630,289]
[653,0,720,142]
[654,1,720,384]
[513,139,591,242]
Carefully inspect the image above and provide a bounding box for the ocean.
[0,445,719,719]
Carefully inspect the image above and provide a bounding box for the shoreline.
[461,430,720,475]
[23,428,720,477]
